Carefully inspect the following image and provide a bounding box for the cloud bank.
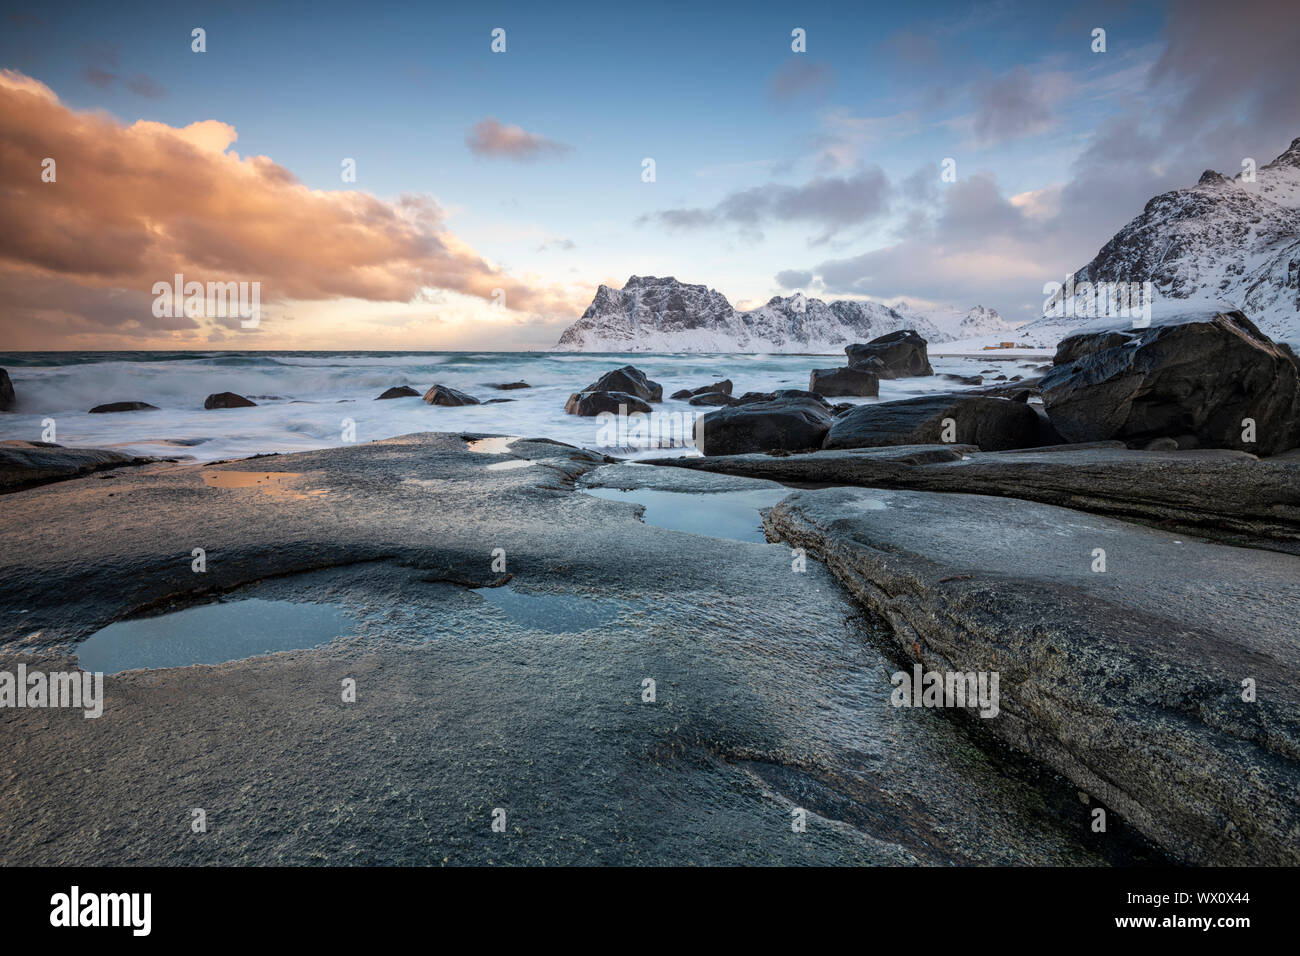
[0,71,577,344]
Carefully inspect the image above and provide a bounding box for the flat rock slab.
[651,443,1300,555]
[0,440,153,491]
[0,432,1156,866]
[765,485,1300,864]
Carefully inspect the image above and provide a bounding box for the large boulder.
[565,390,652,416]
[204,392,256,409]
[1040,310,1300,456]
[697,396,833,456]
[809,366,879,397]
[824,394,1042,451]
[89,402,159,414]
[423,385,480,406]
[581,366,663,403]
[845,329,933,378]
[0,369,14,411]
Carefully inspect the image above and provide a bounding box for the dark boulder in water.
[845,329,933,378]
[89,402,160,414]
[809,366,879,397]
[1040,309,1300,456]
[824,394,1042,451]
[0,369,14,411]
[698,395,833,456]
[687,391,736,407]
[580,366,662,403]
[204,392,257,409]
[734,388,833,408]
[375,386,420,400]
[486,381,531,390]
[671,379,733,400]
[423,385,480,406]
[565,390,652,416]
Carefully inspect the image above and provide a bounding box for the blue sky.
[2,0,1296,348]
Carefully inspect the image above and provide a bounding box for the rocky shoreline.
[2,308,1297,866]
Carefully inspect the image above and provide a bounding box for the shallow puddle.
[582,486,787,543]
[466,436,522,455]
[472,584,624,633]
[76,599,355,673]
[486,458,533,471]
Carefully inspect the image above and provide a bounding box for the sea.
[0,349,1048,463]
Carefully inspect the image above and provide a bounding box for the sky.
[1,0,1298,350]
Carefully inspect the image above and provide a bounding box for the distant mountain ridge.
[555,275,1009,352]
[1023,136,1300,346]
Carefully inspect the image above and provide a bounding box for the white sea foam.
[0,351,1047,462]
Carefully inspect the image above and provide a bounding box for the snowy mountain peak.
[554,276,989,352]
[1021,135,1300,346]
[1265,137,1300,170]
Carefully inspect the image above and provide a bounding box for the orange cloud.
[0,69,578,344]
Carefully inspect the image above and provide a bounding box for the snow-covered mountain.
[554,276,1000,352]
[1023,136,1300,346]
[891,301,1021,340]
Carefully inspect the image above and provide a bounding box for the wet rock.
[687,391,736,407]
[89,402,159,414]
[809,366,880,397]
[698,396,833,456]
[967,375,1044,400]
[1041,309,1300,456]
[580,366,663,403]
[939,373,984,386]
[825,394,1042,451]
[1142,437,1179,451]
[734,388,833,408]
[423,385,480,406]
[204,392,256,409]
[651,443,1300,555]
[671,379,732,400]
[376,386,420,400]
[486,381,531,390]
[0,440,147,490]
[846,329,933,378]
[765,485,1300,865]
[0,369,14,411]
[565,390,652,416]
[0,430,1151,866]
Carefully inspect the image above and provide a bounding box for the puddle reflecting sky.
[582,486,787,543]
[77,599,354,673]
